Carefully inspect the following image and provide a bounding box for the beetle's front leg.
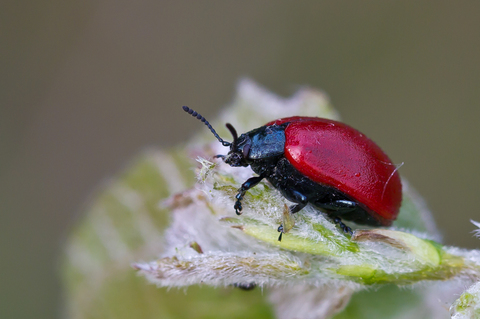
[234,175,264,215]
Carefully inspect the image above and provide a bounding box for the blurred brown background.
[1,2,479,318]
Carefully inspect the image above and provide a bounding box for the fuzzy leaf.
[61,79,337,318]
[62,79,480,319]
[450,281,480,319]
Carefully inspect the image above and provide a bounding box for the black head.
[182,106,251,167]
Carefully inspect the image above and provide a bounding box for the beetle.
[182,106,402,238]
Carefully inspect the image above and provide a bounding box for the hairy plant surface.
[62,79,480,319]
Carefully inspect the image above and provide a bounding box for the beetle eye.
[242,144,251,158]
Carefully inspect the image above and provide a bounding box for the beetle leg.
[316,200,357,213]
[289,203,306,214]
[276,190,308,241]
[278,203,302,242]
[280,188,308,213]
[234,175,264,215]
[316,200,356,235]
[277,224,284,241]
[333,217,353,235]
[232,282,256,291]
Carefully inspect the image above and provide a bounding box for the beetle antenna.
[225,123,238,148]
[182,106,231,147]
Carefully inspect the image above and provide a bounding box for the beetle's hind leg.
[316,199,357,212]
[234,175,264,215]
[333,217,353,235]
[232,282,256,291]
[315,200,357,235]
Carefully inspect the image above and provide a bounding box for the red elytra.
[268,117,402,224]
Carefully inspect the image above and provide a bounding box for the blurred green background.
[1,2,480,318]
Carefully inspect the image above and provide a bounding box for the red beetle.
[183,107,402,236]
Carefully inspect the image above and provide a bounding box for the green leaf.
[62,79,480,319]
